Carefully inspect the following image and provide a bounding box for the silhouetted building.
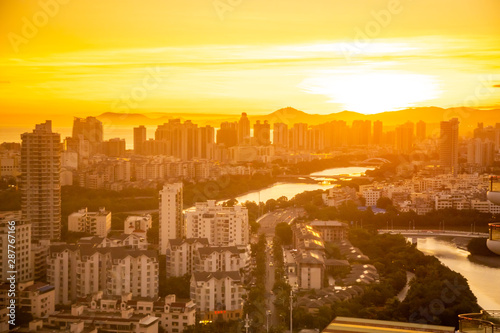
[440,118,460,174]
[290,123,308,151]
[467,138,495,167]
[102,138,126,157]
[217,122,238,148]
[21,121,61,241]
[72,116,103,155]
[133,125,146,155]
[395,122,414,154]
[237,112,251,144]
[373,120,383,145]
[273,123,289,148]
[416,120,426,141]
[253,120,270,146]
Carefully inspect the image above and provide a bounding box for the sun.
[300,70,441,114]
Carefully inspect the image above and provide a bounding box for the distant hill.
[96,107,500,129]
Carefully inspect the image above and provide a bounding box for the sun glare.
[299,71,441,114]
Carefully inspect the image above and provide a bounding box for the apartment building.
[0,213,33,283]
[21,121,61,241]
[165,238,209,277]
[159,183,184,255]
[195,246,248,273]
[186,200,249,246]
[68,207,111,237]
[18,280,56,319]
[48,244,158,305]
[190,271,245,321]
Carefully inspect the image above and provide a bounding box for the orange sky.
[0,0,499,126]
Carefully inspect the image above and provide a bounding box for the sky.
[0,0,500,127]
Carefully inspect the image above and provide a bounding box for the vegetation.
[243,234,268,333]
[272,237,290,332]
[334,229,481,328]
[159,273,191,299]
[275,222,293,245]
[467,238,496,256]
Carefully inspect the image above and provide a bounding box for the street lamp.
[266,310,271,333]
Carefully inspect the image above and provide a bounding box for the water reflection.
[416,237,500,309]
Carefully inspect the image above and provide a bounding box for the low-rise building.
[47,304,158,333]
[309,220,348,242]
[18,280,56,319]
[68,207,111,237]
[124,214,152,238]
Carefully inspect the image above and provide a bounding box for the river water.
[232,166,500,310]
[416,238,500,310]
[234,166,373,203]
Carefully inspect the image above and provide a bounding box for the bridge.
[360,157,391,164]
[378,229,489,239]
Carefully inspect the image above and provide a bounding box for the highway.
[257,207,305,237]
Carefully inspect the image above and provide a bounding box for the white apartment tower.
[0,212,33,282]
[186,200,249,246]
[159,183,184,254]
[21,121,61,241]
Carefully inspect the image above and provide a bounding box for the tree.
[376,197,394,210]
[275,222,292,245]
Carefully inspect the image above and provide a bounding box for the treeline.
[244,234,269,333]
[288,189,497,233]
[339,229,481,328]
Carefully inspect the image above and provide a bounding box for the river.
[233,166,373,203]
[416,238,500,310]
[231,166,500,310]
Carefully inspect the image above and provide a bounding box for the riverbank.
[468,254,500,268]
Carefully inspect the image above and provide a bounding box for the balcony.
[458,310,500,332]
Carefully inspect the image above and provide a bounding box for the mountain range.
[96,106,500,131]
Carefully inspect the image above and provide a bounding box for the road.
[258,207,305,237]
[258,208,304,331]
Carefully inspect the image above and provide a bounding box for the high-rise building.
[395,122,414,154]
[416,120,426,141]
[373,121,383,145]
[467,138,495,167]
[155,119,205,160]
[253,120,271,146]
[440,118,460,174]
[290,123,308,151]
[72,116,103,155]
[186,200,249,246]
[217,122,238,148]
[101,138,126,157]
[237,112,251,144]
[273,123,289,148]
[21,121,61,241]
[198,125,215,160]
[159,183,184,254]
[474,122,500,151]
[133,125,147,155]
[351,120,371,146]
